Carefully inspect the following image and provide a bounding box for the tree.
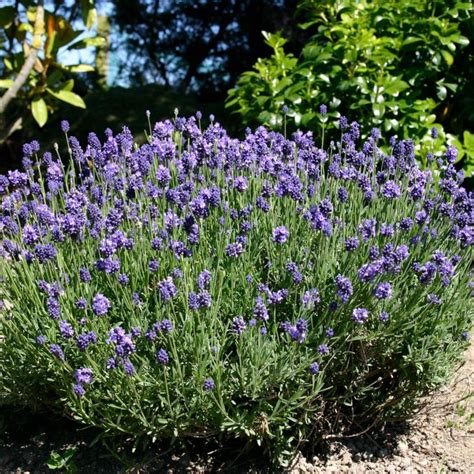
[0,0,104,143]
[110,0,304,98]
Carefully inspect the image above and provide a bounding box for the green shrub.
[226,0,474,174]
[0,115,472,464]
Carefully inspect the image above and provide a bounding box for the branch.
[0,116,23,144]
[0,2,45,115]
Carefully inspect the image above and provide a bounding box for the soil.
[0,343,472,473]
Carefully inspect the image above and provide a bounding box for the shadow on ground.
[1,404,415,473]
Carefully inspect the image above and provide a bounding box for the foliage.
[46,447,78,472]
[0,114,473,465]
[110,0,303,98]
[226,0,474,172]
[0,0,103,134]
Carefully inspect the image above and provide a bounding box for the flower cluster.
[0,112,472,456]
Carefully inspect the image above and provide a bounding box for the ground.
[290,341,474,473]
[0,343,472,473]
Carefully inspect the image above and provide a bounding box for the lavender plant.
[0,113,472,464]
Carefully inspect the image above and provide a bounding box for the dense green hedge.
[227,0,474,174]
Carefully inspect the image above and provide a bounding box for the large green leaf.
[0,79,13,89]
[463,131,474,152]
[31,98,48,127]
[67,64,95,73]
[46,89,86,108]
[81,0,97,30]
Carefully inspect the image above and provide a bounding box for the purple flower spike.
[272,226,289,244]
[352,308,369,324]
[156,348,170,365]
[203,377,215,391]
[309,362,320,375]
[92,293,111,316]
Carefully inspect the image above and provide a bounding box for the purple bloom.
[34,244,57,263]
[374,282,393,299]
[75,297,87,310]
[382,180,401,199]
[49,344,65,361]
[92,293,111,316]
[22,225,40,246]
[359,218,377,241]
[47,297,61,320]
[156,348,170,365]
[225,242,244,257]
[233,176,248,192]
[198,291,212,308]
[156,165,171,187]
[283,318,308,344]
[197,269,212,290]
[352,308,369,324]
[232,316,247,335]
[335,275,353,304]
[132,292,142,305]
[345,237,359,252]
[158,319,173,332]
[301,288,320,308]
[123,360,135,376]
[318,344,329,355]
[326,327,334,337]
[79,267,91,283]
[73,384,85,397]
[253,296,269,321]
[118,273,129,286]
[172,268,183,279]
[61,120,70,133]
[149,260,159,272]
[267,288,288,305]
[427,293,442,305]
[158,277,177,301]
[379,311,390,323]
[76,331,97,351]
[358,260,384,283]
[203,377,215,391]
[338,187,348,203]
[272,226,289,244]
[106,357,118,370]
[445,145,458,164]
[37,335,46,345]
[188,292,200,310]
[59,320,75,339]
[309,362,320,375]
[75,367,94,385]
[380,223,395,238]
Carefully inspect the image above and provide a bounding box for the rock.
[341,452,352,466]
[398,441,409,453]
[445,460,460,472]
[401,457,412,468]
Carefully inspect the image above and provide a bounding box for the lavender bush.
[0,113,472,464]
